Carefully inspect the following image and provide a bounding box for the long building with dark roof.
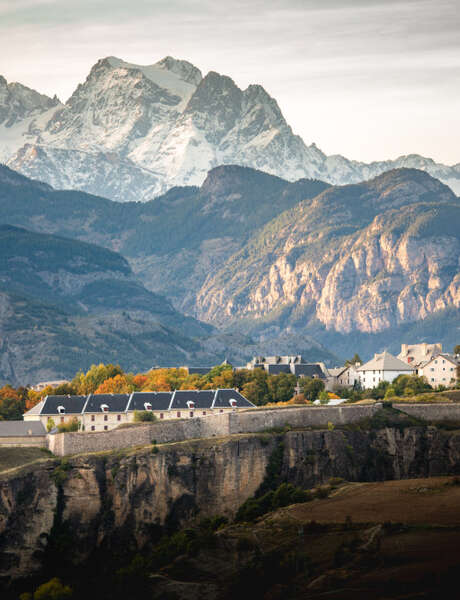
[24,389,254,432]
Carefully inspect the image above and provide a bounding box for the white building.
[398,343,442,367]
[357,351,414,389]
[417,354,458,388]
[23,389,254,432]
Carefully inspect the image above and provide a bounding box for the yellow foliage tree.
[94,374,135,394]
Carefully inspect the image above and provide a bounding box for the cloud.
[0,0,458,163]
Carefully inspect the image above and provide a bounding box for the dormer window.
[100,404,109,413]
[186,400,195,409]
[229,399,237,407]
[57,405,65,414]
[144,402,152,411]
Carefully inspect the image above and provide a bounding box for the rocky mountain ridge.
[1,163,459,359]
[1,56,459,201]
[196,169,460,343]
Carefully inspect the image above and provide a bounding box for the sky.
[1,0,459,164]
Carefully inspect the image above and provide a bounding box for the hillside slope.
[0,225,216,384]
[0,163,329,310]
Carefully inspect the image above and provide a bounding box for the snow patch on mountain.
[1,57,459,201]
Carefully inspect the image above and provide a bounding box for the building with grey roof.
[357,351,414,388]
[0,421,47,447]
[23,389,254,432]
[245,355,327,378]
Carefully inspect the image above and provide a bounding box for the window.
[160,413,164,419]
[117,415,121,421]
[202,411,206,416]
[177,411,181,418]
[104,415,108,421]
[431,368,434,372]
[104,425,108,431]
[91,415,95,421]
[60,417,64,423]
[220,409,224,413]
[431,378,435,382]
[91,426,95,431]
[190,411,194,417]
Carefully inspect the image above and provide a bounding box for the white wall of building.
[359,369,413,389]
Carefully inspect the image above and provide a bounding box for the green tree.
[241,369,270,405]
[46,418,56,432]
[72,363,124,394]
[33,578,73,600]
[57,417,80,433]
[299,377,325,401]
[454,344,460,355]
[345,354,362,366]
[391,374,432,397]
[133,410,157,422]
[266,373,297,404]
[319,390,329,404]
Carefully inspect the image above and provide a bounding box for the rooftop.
[358,351,415,372]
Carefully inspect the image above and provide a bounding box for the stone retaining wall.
[48,404,381,456]
[393,403,460,421]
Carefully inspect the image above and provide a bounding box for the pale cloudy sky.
[1,0,459,164]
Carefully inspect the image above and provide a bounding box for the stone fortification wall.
[48,404,381,457]
[393,403,460,421]
[227,404,379,434]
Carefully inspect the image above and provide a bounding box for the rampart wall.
[48,404,380,456]
[392,403,460,421]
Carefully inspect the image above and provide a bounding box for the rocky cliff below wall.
[2,425,460,583]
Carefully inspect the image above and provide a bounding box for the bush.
[133,410,156,422]
[32,577,73,600]
[57,417,80,433]
[236,483,312,522]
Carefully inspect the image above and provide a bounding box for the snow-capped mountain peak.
[2,56,460,201]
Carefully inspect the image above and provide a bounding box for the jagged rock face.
[3,57,459,201]
[0,76,58,127]
[196,169,460,333]
[2,427,460,581]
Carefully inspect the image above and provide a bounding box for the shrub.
[33,577,73,600]
[315,486,330,499]
[57,417,80,433]
[236,483,312,522]
[133,410,156,422]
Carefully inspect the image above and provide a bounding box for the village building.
[327,363,361,389]
[0,421,47,447]
[416,354,459,388]
[398,343,443,367]
[245,355,327,378]
[23,389,254,432]
[357,351,415,388]
[30,379,70,391]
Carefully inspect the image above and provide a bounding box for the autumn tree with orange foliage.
[0,385,28,420]
[94,374,135,394]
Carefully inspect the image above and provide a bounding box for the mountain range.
[0,162,459,379]
[0,167,338,384]
[1,56,460,202]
